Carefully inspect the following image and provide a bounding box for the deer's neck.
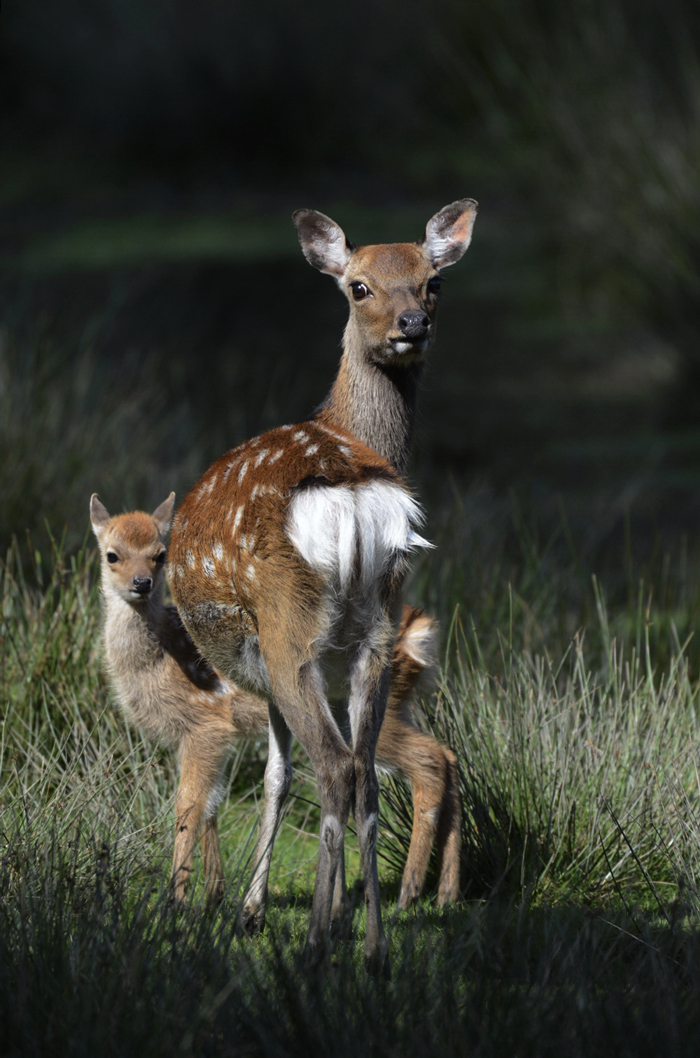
[103,589,165,668]
[316,336,422,477]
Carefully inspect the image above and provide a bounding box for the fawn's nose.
[132,576,153,595]
[397,311,430,339]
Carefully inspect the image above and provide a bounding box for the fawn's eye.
[427,275,441,295]
[155,551,167,564]
[107,552,119,564]
[350,281,370,301]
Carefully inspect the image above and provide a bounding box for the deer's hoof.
[238,904,266,937]
[364,939,391,980]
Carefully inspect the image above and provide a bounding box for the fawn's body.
[168,200,476,968]
[92,495,458,911]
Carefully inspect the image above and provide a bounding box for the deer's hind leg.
[347,617,396,975]
[260,645,355,962]
[240,703,293,935]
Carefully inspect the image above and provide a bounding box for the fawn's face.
[90,494,174,604]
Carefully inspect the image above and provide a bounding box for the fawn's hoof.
[396,881,420,911]
[167,886,188,911]
[205,880,226,909]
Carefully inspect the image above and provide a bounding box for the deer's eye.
[427,276,442,295]
[350,282,370,301]
[107,552,119,564]
[155,551,167,565]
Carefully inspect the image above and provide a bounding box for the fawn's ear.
[90,494,111,540]
[422,199,478,269]
[152,492,176,536]
[293,209,355,279]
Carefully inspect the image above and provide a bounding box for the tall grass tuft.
[6,499,700,1052]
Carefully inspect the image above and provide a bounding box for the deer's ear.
[90,494,111,539]
[152,492,176,536]
[422,199,478,269]
[293,209,355,279]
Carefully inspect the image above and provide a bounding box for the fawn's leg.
[171,743,225,905]
[376,606,462,908]
[436,747,462,906]
[200,815,225,906]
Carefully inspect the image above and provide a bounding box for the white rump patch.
[286,480,432,591]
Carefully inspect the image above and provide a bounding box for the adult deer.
[291,199,476,903]
[169,200,476,970]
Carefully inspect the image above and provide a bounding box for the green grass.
[5,509,700,1055]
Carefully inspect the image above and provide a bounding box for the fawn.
[91,493,456,911]
[167,199,476,969]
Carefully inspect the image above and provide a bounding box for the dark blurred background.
[3,0,700,566]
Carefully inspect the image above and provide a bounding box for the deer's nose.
[132,576,153,595]
[397,311,430,339]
